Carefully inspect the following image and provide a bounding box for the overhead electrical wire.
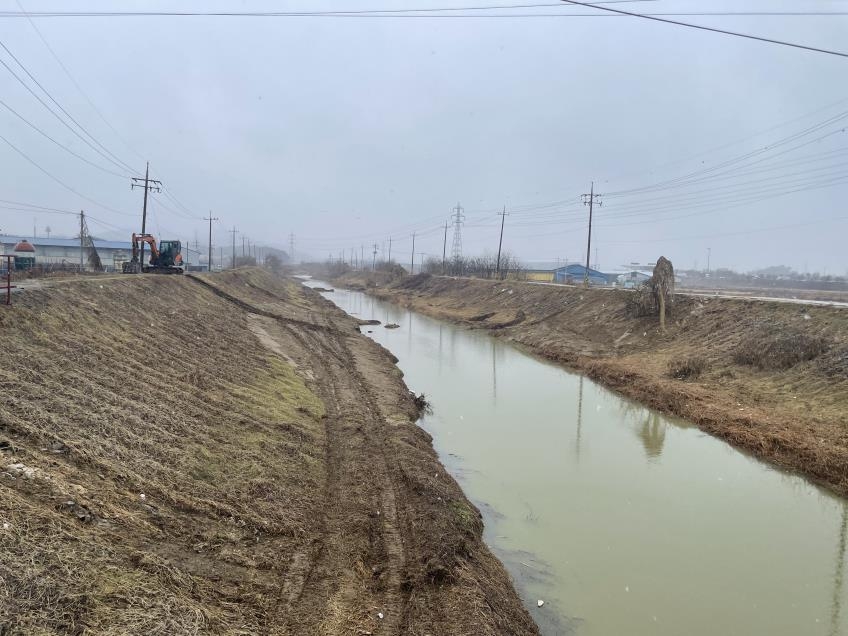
[0,39,139,174]
[0,133,134,217]
[0,98,130,178]
[7,5,848,19]
[558,0,848,58]
[13,0,149,165]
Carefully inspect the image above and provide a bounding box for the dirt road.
[332,271,848,498]
[0,269,537,635]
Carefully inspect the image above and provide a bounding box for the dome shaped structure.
[13,240,35,253]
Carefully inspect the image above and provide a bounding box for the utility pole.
[204,214,218,272]
[372,243,378,270]
[229,226,238,269]
[131,162,161,268]
[411,232,416,274]
[442,221,448,274]
[581,182,602,287]
[496,205,508,279]
[79,210,84,271]
[361,245,365,270]
[242,236,246,258]
[388,236,392,263]
[707,247,711,276]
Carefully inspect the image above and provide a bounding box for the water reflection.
[308,280,848,636]
[575,375,584,463]
[831,502,847,636]
[492,339,498,401]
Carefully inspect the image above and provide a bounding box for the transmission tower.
[78,211,102,271]
[450,202,465,261]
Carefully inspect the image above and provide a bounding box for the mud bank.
[332,271,848,497]
[0,269,537,635]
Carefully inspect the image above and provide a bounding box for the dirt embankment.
[333,271,848,497]
[0,269,537,635]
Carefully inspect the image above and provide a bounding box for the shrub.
[667,355,707,380]
[734,330,829,370]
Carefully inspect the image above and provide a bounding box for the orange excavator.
[122,233,185,274]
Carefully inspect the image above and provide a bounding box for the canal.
[308,281,847,636]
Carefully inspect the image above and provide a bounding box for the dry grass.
[667,355,708,380]
[0,273,327,634]
[733,328,829,370]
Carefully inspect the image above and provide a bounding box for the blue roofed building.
[553,263,612,286]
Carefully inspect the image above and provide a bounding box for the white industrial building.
[0,235,133,272]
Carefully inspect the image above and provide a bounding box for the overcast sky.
[1,0,846,273]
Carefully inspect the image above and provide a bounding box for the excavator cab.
[155,240,182,268]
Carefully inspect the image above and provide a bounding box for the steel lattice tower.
[450,202,465,261]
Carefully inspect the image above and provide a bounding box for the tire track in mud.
[222,286,408,633]
[291,323,408,633]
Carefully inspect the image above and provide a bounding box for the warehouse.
[0,235,132,272]
[553,263,611,286]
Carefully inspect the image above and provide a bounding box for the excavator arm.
[130,233,160,262]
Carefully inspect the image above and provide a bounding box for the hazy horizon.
[1,0,846,274]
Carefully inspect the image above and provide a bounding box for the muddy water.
[308,282,847,636]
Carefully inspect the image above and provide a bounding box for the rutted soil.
[332,271,848,497]
[0,269,537,635]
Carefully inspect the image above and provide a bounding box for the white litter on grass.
[377,612,384,620]
[537,600,544,607]
[139,493,146,500]
[2,522,9,530]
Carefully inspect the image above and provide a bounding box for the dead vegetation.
[667,355,708,380]
[733,327,829,370]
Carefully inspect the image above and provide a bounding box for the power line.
[0,98,128,178]
[10,7,848,19]
[0,2,660,19]
[0,39,139,173]
[14,0,148,164]
[0,133,134,216]
[558,0,848,59]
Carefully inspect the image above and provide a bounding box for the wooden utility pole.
[442,221,448,274]
[388,236,392,263]
[204,214,218,272]
[411,231,416,274]
[496,205,508,279]
[79,210,84,271]
[581,182,602,287]
[229,226,238,269]
[372,243,378,270]
[131,162,161,268]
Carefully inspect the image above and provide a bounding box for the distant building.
[615,270,653,289]
[553,263,610,286]
[524,269,555,283]
[0,235,132,272]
